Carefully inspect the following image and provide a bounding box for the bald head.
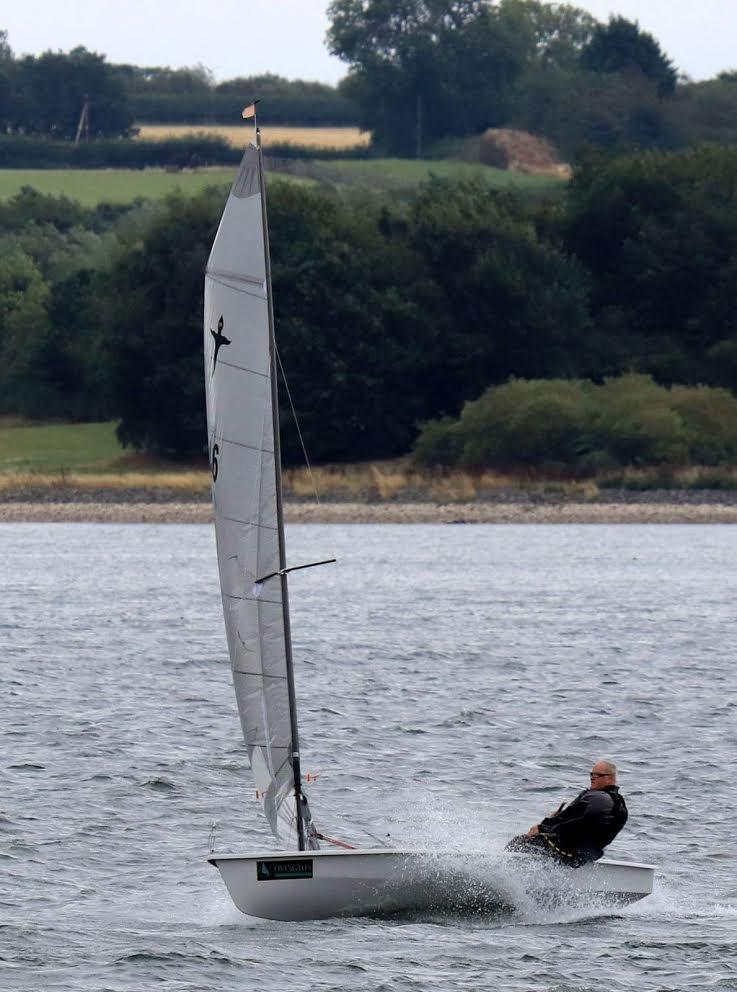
[590,760,617,789]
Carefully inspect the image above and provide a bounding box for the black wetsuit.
[507,785,628,866]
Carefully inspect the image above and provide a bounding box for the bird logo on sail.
[210,315,231,371]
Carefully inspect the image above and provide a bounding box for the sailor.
[506,760,628,866]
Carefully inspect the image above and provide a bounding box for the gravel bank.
[2,497,737,524]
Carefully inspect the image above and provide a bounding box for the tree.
[104,181,437,461]
[327,0,528,155]
[0,29,11,63]
[0,249,51,414]
[9,47,133,138]
[406,178,593,405]
[215,73,336,98]
[671,76,737,146]
[580,16,677,98]
[106,190,220,454]
[117,65,359,126]
[565,145,737,385]
[102,175,597,461]
[269,182,434,462]
[43,268,112,420]
[498,0,597,70]
[0,186,123,419]
[115,62,213,94]
[327,1,604,154]
[510,64,681,157]
[0,29,13,131]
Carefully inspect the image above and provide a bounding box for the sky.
[3,0,736,85]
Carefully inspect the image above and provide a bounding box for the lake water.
[2,522,736,991]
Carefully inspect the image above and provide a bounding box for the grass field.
[0,419,210,494]
[315,158,566,196]
[0,419,126,473]
[137,124,370,149]
[0,167,239,206]
[0,157,564,206]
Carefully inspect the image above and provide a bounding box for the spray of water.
[373,792,655,924]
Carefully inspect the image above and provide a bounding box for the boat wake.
[382,850,627,923]
[622,882,737,922]
[336,796,655,924]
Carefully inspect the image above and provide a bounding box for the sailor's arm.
[527,800,569,836]
[535,797,590,837]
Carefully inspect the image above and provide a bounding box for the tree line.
[3,5,737,156]
[122,69,359,126]
[0,36,135,139]
[1,142,737,467]
[0,31,357,138]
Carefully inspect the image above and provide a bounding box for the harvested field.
[136,124,370,148]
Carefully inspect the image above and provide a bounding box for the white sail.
[204,142,299,846]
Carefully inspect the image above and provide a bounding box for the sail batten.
[205,280,267,301]
[213,437,275,455]
[227,597,282,606]
[204,139,308,849]
[211,359,271,377]
[205,266,266,286]
[218,515,278,531]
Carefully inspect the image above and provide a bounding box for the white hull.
[209,849,655,921]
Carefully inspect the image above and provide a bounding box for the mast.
[256,128,307,851]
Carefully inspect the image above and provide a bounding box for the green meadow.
[0,419,125,473]
[314,158,565,196]
[0,419,211,495]
[0,168,237,206]
[0,159,564,206]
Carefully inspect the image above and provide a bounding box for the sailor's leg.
[505,834,550,855]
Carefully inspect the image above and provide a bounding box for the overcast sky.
[3,1,735,84]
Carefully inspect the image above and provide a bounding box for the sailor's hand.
[527,825,540,837]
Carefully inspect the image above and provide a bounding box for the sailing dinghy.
[203,129,655,921]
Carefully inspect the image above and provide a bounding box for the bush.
[457,379,592,469]
[412,416,464,467]
[412,374,737,473]
[592,374,688,466]
[669,384,737,464]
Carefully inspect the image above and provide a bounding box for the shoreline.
[2,499,737,524]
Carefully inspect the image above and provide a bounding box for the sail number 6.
[211,443,219,482]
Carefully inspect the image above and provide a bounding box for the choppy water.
[2,522,736,991]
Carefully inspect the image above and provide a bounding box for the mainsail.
[204,138,313,849]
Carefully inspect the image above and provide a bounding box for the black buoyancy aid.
[599,785,628,847]
[540,785,628,862]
